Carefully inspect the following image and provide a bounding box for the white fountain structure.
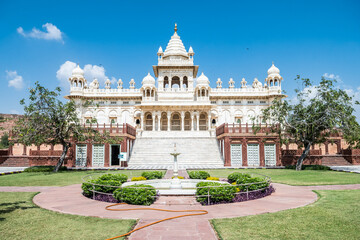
[122,143,229,195]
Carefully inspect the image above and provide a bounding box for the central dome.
[163,27,188,58]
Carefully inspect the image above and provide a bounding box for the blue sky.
[1,0,360,117]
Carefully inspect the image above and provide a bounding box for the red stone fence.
[83,123,136,136]
[216,123,273,136]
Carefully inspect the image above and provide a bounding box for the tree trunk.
[296,143,311,171]
[53,144,69,172]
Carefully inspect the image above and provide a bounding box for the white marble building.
[66,25,284,134]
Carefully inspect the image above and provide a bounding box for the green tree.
[13,82,121,172]
[0,132,9,149]
[262,76,360,171]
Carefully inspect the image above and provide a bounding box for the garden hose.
[104,203,208,240]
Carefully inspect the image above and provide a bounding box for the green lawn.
[0,170,162,186]
[199,169,360,185]
[211,190,360,240]
[0,192,136,240]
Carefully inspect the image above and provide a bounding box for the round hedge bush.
[141,171,164,180]
[235,176,269,191]
[113,184,157,205]
[188,170,210,179]
[227,172,251,183]
[81,173,128,197]
[196,181,236,204]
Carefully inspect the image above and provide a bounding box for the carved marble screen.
[231,144,242,166]
[247,144,260,166]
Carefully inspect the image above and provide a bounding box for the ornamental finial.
[174,23,177,33]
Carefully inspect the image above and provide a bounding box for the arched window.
[164,76,169,88]
[183,76,188,89]
[171,76,180,88]
[145,113,153,131]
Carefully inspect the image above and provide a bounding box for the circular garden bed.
[81,170,274,206]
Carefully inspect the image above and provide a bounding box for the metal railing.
[82,173,272,206]
[195,173,272,205]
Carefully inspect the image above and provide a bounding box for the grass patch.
[0,192,136,240]
[211,189,360,240]
[201,169,360,185]
[0,170,163,186]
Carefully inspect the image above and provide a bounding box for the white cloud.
[323,73,342,83]
[56,61,116,91]
[6,70,24,90]
[17,23,63,42]
[56,61,77,90]
[83,64,107,84]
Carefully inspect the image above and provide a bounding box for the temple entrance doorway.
[110,144,121,166]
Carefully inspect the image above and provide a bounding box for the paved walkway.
[2,183,360,240]
[330,165,360,174]
[0,167,27,174]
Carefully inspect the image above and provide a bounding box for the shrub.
[206,177,220,181]
[196,181,236,204]
[24,166,67,172]
[172,176,184,179]
[82,179,122,196]
[81,173,128,196]
[227,172,251,183]
[285,165,330,170]
[131,176,147,181]
[188,171,210,179]
[235,176,269,192]
[141,171,164,180]
[98,173,128,183]
[113,184,157,205]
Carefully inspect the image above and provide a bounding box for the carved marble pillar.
[167,111,171,131]
[196,114,200,131]
[208,114,211,130]
[157,114,161,131]
[181,112,185,131]
[152,113,155,131]
[140,113,144,131]
[191,114,194,131]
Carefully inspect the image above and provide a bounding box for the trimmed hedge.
[81,173,128,196]
[235,176,269,192]
[98,173,128,183]
[82,179,122,196]
[196,181,236,204]
[188,171,210,179]
[141,171,164,180]
[24,166,67,172]
[227,172,251,183]
[285,165,331,170]
[113,184,156,205]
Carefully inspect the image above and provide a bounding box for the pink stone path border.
[2,183,360,240]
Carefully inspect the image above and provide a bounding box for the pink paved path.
[2,183,360,240]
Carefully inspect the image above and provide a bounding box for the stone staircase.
[321,155,352,166]
[128,131,224,169]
